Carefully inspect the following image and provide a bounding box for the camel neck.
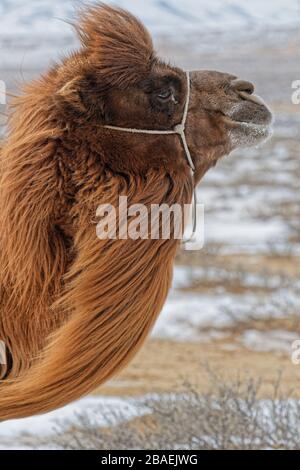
[103,71,198,243]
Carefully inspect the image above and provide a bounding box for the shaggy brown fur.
[0,3,272,420]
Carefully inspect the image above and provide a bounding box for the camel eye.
[157,89,172,101]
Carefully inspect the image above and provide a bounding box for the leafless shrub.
[39,371,300,450]
[222,294,300,334]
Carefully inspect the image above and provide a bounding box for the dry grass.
[40,371,300,450]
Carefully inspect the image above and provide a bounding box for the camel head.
[55,4,273,182]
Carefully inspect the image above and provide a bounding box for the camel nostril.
[231,79,255,95]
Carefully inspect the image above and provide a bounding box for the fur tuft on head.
[75,3,155,88]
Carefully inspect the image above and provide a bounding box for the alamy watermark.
[0,340,7,365]
[291,80,300,105]
[0,80,6,105]
[291,340,300,365]
[96,196,205,251]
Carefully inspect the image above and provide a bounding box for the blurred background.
[1,0,300,449]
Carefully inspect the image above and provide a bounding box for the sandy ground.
[98,336,300,398]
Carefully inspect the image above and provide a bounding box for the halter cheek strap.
[103,71,197,243]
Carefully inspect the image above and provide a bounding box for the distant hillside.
[0,0,300,36]
[0,0,299,69]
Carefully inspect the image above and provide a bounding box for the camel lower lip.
[228,118,274,136]
[229,120,273,148]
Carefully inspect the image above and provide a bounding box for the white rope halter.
[104,71,197,243]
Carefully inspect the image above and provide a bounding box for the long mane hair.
[0,3,193,420]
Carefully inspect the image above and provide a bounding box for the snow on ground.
[153,115,300,348]
[195,114,300,255]
[0,395,149,449]
[241,329,300,353]
[153,265,300,343]
[1,391,300,449]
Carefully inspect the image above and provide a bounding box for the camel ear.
[56,76,86,113]
[55,75,107,119]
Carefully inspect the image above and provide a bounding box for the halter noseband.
[103,71,197,243]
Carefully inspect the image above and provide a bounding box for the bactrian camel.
[0,3,272,420]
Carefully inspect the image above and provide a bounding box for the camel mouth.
[223,98,274,148]
[229,119,273,148]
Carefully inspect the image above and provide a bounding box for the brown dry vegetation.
[43,372,300,450]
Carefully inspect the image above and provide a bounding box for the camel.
[0,3,273,420]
